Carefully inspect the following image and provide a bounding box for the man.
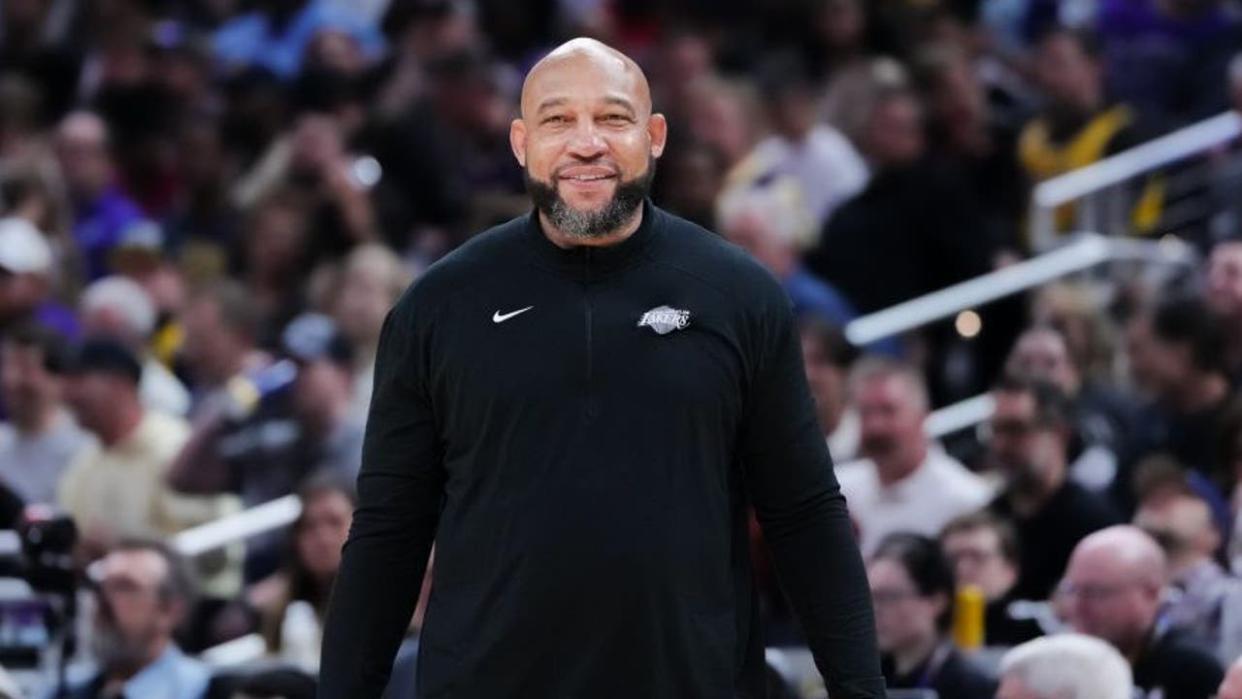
[320,38,884,698]
[0,216,77,338]
[939,512,1043,645]
[799,319,860,461]
[1221,655,1242,699]
[175,280,270,417]
[996,633,1133,699]
[1134,483,1242,664]
[987,375,1120,600]
[835,358,993,555]
[61,540,211,699]
[0,325,92,512]
[1206,239,1242,377]
[57,338,240,595]
[1061,526,1223,699]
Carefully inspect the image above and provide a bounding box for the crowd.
[1,0,1242,697]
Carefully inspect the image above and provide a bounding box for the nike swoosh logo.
[492,306,534,323]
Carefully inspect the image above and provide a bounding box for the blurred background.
[0,0,1241,698]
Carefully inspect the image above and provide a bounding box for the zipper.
[583,248,593,382]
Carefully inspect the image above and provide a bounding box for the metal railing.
[843,232,1197,347]
[1029,110,1242,251]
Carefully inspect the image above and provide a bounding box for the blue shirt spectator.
[213,0,387,80]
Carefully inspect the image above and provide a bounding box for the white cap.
[0,217,52,275]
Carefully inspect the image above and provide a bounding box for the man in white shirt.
[836,358,993,555]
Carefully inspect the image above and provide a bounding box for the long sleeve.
[740,284,886,699]
[319,294,445,698]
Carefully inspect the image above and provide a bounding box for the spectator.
[1122,296,1234,507]
[57,337,240,595]
[997,633,1133,699]
[0,325,92,511]
[987,375,1121,600]
[940,512,1044,645]
[177,280,271,417]
[63,540,210,699]
[1134,482,1242,664]
[1031,282,1119,387]
[836,358,993,555]
[1222,654,1242,699]
[80,275,191,418]
[799,319,861,462]
[1006,325,1134,491]
[1205,239,1242,378]
[717,178,857,328]
[868,532,997,699]
[1061,525,1223,699]
[0,216,77,339]
[212,0,386,81]
[53,111,145,281]
[237,188,314,338]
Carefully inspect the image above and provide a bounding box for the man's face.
[868,557,942,653]
[988,390,1065,492]
[1134,493,1217,564]
[1006,331,1078,395]
[293,359,349,427]
[1061,550,1159,648]
[181,298,241,384]
[64,372,123,436]
[800,332,848,433]
[863,95,925,169]
[942,527,1017,601]
[510,48,667,239]
[0,342,59,423]
[856,374,925,465]
[996,675,1045,699]
[93,549,177,672]
[1207,242,1242,319]
[295,489,353,579]
[54,121,112,199]
[1035,34,1100,114]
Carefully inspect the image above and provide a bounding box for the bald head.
[520,38,652,121]
[1063,526,1167,653]
[1070,525,1167,585]
[511,38,667,244]
[55,111,113,200]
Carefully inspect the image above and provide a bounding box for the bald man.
[1061,525,1222,699]
[319,39,884,698]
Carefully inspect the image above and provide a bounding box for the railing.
[843,232,1197,347]
[1029,110,1242,251]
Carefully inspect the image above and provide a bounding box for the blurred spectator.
[53,112,145,281]
[997,633,1133,699]
[1121,296,1233,507]
[799,319,861,462]
[178,280,271,414]
[0,324,91,511]
[57,337,240,595]
[726,53,868,239]
[1223,654,1242,699]
[987,374,1121,600]
[0,216,77,338]
[836,358,993,555]
[64,540,210,699]
[1134,481,1242,664]
[1206,239,1242,378]
[162,118,242,272]
[940,512,1043,645]
[328,243,411,420]
[1005,325,1134,491]
[236,188,314,336]
[0,0,85,122]
[80,275,191,418]
[1030,282,1119,386]
[868,532,997,699]
[717,178,856,328]
[1016,28,1154,236]
[1060,525,1224,699]
[212,0,386,81]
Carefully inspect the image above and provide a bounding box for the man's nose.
[566,122,607,158]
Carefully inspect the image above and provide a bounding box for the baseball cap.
[64,337,144,385]
[280,313,353,366]
[0,217,52,275]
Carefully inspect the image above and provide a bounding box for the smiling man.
[319,38,883,699]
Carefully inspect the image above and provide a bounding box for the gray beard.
[524,158,655,240]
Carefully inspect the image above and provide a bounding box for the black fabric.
[990,481,1122,601]
[881,646,997,699]
[319,202,884,698]
[983,595,1044,647]
[1132,628,1224,699]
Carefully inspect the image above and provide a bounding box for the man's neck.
[539,206,643,250]
[893,634,941,676]
[876,442,928,487]
[105,638,170,686]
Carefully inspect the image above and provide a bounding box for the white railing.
[171,494,302,557]
[844,232,1196,347]
[1029,110,1242,251]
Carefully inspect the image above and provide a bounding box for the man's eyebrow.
[536,97,568,114]
[602,96,637,113]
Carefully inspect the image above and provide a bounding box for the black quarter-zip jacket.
[319,201,885,699]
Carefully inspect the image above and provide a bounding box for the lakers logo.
[637,306,691,335]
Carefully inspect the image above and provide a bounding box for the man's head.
[281,314,355,432]
[799,319,858,437]
[1033,29,1103,117]
[1221,654,1242,699]
[54,111,115,202]
[851,358,930,481]
[0,324,70,430]
[180,281,260,387]
[332,244,410,351]
[63,337,143,441]
[79,276,157,352]
[1060,525,1167,653]
[997,634,1133,699]
[860,88,925,170]
[510,38,667,241]
[1133,486,1220,574]
[1206,240,1242,321]
[91,540,195,678]
[717,179,812,279]
[939,512,1019,601]
[867,533,956,654]
[1005,326,1081,397]
[0,217,53,323]
[988,375,1073,496]
[1133,296,1227,403]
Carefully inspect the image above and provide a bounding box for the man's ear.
[648,113,668,159]
[510,118,527,167]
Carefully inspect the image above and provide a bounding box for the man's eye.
[543,115,568,125]
[602,114,630,123]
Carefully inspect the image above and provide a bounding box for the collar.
[101,644,208,699]
[524,199,661,281]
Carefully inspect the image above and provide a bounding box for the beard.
[524,156,656,240]
[91,622,160,676]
